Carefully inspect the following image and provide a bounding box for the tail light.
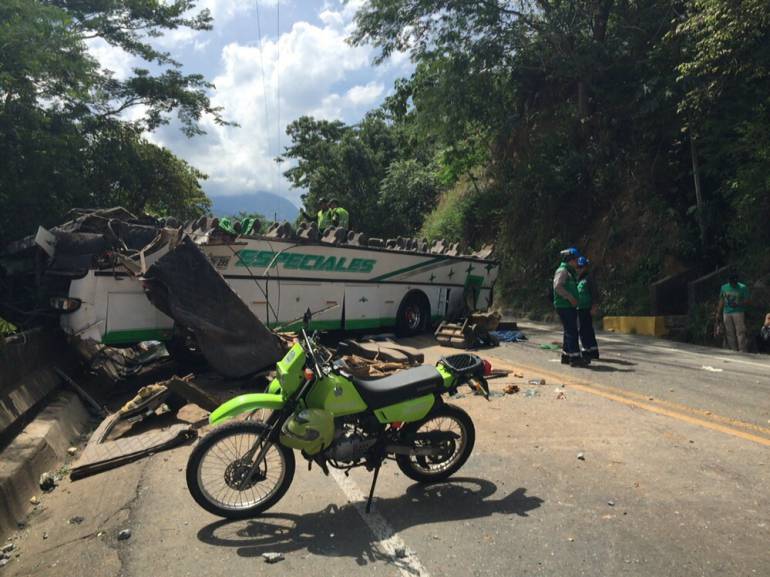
[50,297,82,313]
[304,368,315,381]
[482,359,492,375]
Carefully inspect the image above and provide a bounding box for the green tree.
[281,112,437,238]
[0,0,223,243]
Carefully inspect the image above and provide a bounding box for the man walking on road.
[554,248,589,367]
[717,273,750,352]
[576,256,600,359]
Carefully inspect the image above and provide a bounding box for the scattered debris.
[54,367,109,417]
[608,500,616,507]
[42,533,48,540]
[540,343,561,350]
[434,312,501,349]
[38,472,55,491]
[1,544,15,555]
[486,369,511,380]
[68,516,85,525]
[577,452,586,461]
[513,371,524,378]
[555,391,567,400]
[117,529,132,541]
[395,547,408,559]
[67,447,78,456]
[262,552,285,564]
[568,537,575,542]
[528,378,546,386]
[29,496,39,506]
[701,365,723,372]
[503,384,520,395]
[0,558,8,567]
[524,389,539,398]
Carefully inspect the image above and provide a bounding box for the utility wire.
[255,1,271,153]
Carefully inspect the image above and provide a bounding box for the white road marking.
[329,468,431,577]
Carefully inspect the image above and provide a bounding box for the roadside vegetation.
[2,1,769,340]
[0,0,226,245]
[284,0,770,326]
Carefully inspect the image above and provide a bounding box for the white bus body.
[61,236,499,345]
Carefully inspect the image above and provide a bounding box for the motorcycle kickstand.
[365,463,381,514]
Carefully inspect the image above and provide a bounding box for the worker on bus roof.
[329,198,349,229]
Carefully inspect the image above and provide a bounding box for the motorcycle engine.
[325,428,377,463]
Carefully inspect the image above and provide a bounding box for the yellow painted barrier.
[602,316,668,337]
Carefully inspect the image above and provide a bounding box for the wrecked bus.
[2,209,499,355]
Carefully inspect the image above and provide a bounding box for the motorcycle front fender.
[209,393,285,425]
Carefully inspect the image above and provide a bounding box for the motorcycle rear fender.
[209,393,285,425]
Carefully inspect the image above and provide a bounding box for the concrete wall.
[0,329,76,436]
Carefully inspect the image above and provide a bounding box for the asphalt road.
[5,324,770,577]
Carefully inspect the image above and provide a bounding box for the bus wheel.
[396,292,430,337]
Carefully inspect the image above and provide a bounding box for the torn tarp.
[144,237,287,378]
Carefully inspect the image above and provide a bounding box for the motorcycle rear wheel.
[186,420,295,519]
[396,403,475,483]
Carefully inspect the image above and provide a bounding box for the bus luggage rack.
[439,353,483,377]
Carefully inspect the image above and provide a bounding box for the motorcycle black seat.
[350,365,444,410]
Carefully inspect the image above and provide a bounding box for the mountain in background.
[210,192,299,222]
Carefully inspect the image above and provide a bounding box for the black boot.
[570,357,590,367]
[561,355,571,364]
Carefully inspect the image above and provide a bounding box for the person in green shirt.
[553,247,589,367]
[329,198,349,229]
[716,273,750,352]
[576,256,600,359]
[299,197,332,230]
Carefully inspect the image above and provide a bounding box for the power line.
[255,0,270,168]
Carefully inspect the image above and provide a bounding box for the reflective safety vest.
[333,207,349,229]
[553,263,578,309]
[317,209,332,230]
[577,277,592,310]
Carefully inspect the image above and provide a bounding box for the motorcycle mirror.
[303,307,312,330]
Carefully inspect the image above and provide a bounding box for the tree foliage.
[0,0,221,244]
[341,0,770,314]
[281,112,439,238]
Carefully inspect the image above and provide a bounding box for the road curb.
[0,391,91,538]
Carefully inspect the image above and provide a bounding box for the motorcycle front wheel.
[186,420,295,519]
[396,403,475,483]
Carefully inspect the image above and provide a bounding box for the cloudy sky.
[88,0,413,208]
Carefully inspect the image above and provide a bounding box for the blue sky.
[87,0,413,208]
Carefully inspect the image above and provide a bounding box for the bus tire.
[396,291,430,336]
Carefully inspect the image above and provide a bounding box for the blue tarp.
[491,330,528,343]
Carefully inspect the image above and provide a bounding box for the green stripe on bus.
[344,318,397,330]
[369,257,447,282]
[102,328,173,345]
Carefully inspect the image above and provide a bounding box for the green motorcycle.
[186,327,491,518]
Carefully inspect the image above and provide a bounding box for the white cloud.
[156,4,397,204]
[86,38,136,80]
[87,1,414,207]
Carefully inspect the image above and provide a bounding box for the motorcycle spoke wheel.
[187,421,295,519]
[396,404,475,483]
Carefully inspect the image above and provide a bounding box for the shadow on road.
[196,478,543,566]
[584,364,635,373]
[594,358,637,366]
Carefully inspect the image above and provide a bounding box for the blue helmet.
[560,247,582,261]
[577,256,590,267]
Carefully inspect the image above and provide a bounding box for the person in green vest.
[329,198,349,229]
[553,247,589,367]
[576,256,600,359]
[316,197,333,230]
[716,273,750,352]
[299,197,332,230]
